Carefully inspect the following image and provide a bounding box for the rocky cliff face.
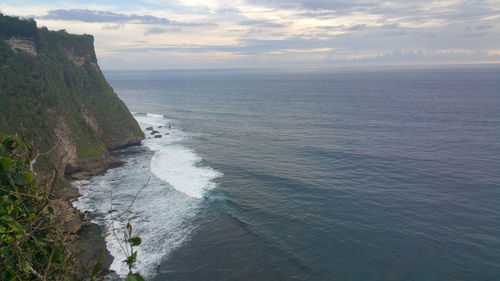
[7,36,37,55]
[0,15,144,178]
[0,14,143,276]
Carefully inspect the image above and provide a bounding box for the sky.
[1,0,500,69]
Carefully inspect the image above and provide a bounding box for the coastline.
[69,112,222,278]
[58,139,144,279]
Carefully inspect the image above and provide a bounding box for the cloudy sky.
[1,0,500,69]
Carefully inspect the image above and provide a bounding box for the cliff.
[0,14,144,179]
[0,14,144,275]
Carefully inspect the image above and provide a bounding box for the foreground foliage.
[0,135,73,280]
[0,135,147,280]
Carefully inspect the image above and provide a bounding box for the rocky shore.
[48,159,119,277]
[51,137,144,278]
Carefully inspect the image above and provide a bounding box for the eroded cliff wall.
[0,14,144,179]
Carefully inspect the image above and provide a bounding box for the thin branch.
[43,244,55,280]
[123,177,150,215]
[28,265,44,279]
[0,186,42,199]
[30,144,57,171]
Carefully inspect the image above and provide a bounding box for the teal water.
[75,68,500,280]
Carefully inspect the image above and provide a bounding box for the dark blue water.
[102,68,500,280]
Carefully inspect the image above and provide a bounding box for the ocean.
[73,68,500,281]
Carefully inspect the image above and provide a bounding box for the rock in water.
[151,130,159,135]
[154,135,162,138]
[146,126,153,130]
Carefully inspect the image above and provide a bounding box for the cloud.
[41,9,215,26]
[102,23,124,30]
[346,24,366,31]
[144,27,182,35]
[42,9,171,24]
[3,0,498,69]
[145,27,167,35]
[239,19,287,28]
[252,0,500,26]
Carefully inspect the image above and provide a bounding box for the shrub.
[0,135,73,280]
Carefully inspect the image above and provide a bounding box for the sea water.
[73,68,500,280]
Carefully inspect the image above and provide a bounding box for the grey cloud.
[102,23,123,30]
[144,27,183,35]
[115,44,500,63]
[381,23,399,29]
[464,24,494,31]
[215,7,241,14]
[112,39,321,55]
[247,0,375,12]
[314,23,398,33]
[41,9,215,26]
[358,49,500,64]
[315,25,340,30]
[251,0,500,25]
[239,19,287,28]
[145,27,168,35]
[43,9,171,24]
[346,24,366,31]
[110,30,500,66]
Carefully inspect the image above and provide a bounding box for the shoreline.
[63,141,144,279]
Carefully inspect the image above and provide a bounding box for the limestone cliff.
[0,14,144,275]
[0,14,144,178]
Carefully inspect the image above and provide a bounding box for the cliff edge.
[0,14,144,179]
[0,14,144,276]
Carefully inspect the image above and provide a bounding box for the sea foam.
[72,112,221,278]
[134,112,221,198]
[150,146,220,199]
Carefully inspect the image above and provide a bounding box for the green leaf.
[124,273,146,281]
[3,268,16,280]
[53,247,63,263]
[8,221,24,233]
[23,172,33,183]
[0,246,7,256]
[128,236,142,247]
[0,215,14,223]
[47,206,54,214]
[14,173,25,186]
[0,196,14,212]
[124,251,137,266]
[0,157,11,171]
